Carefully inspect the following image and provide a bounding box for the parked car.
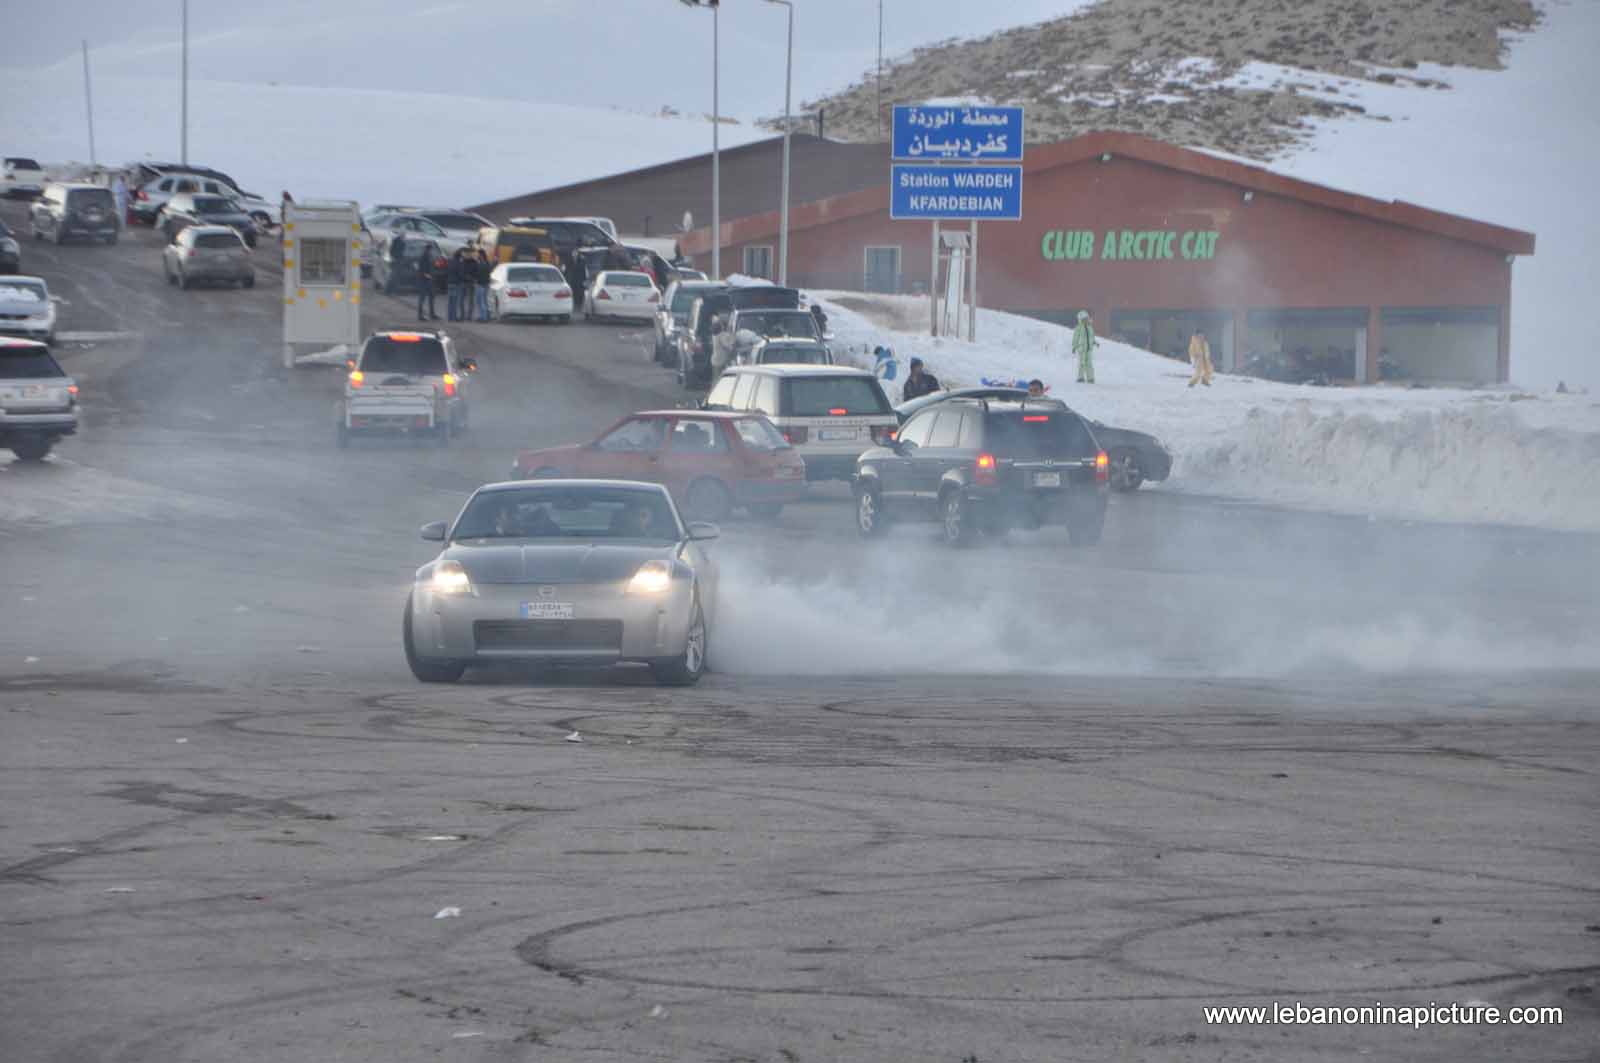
[512,409,807,520]
[716,306,823,374]
[584,270,659,322]
[853,397,1110,546]
[131,171,235,225]
[406,209,491,244]
[338,329,476,447]
[748,338,833,366]
[507,217,618,260]
[676,286,801,388]
[31,182,119,244]
[159,192,258,247]
[0,220,21,273]
[162,225,256,290]
[365,211,467,257]
[702,365,897,482]
[126,161,242,194]
[3,157,46,198]
[373,235,444,295]
[0,275,58,345]
[894,386,1171,492]
[475,225,558,267]
[487,262,572,322]
[404,479,718,686]
[654,280,725,365]
[0,337,77,461]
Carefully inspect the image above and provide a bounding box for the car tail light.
[442,373,457,398]
[1095,450,1110,483]
[507,288,528,298]
[975,452,998,487]
[348,370,364,387]
[1023,415,1050,422]
[870,425,895,444]
[555,288,571,299]
[829,408,850,416]
[597,289,612,300]
[67,384,79,396]
[784,427,808,444]
[388,332,422,342]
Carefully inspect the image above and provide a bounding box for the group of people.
[415,247,496,323]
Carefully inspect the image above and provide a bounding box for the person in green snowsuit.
[1072,310,1097,383]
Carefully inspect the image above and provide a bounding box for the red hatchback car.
[511,410,807,520]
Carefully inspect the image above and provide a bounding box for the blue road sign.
[890,164,1023,221]
[892,105,1024,162]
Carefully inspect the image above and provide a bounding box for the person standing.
[415,245,438,321]
[476,249,493,321]
[901,357,941,402]
[1072,310,1097,384]
[446,249,466,321]
[461,249,480,323]
[566,251,588,306]
[1187,328,1214,387]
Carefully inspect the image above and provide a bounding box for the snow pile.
[811,291,1600,532]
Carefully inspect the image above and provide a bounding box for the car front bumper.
[412,579,699,664]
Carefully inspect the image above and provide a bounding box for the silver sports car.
[404,480,719,685]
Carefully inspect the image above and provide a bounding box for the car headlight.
[626,559,674,595]
[430,560,472,595]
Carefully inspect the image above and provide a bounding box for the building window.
[1245,308,1367,382]
[1380,307,1499,384]
[742,245,774,280]
[299,237,349,287]
[864,246,901,294]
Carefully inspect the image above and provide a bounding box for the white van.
[703,365,896,481]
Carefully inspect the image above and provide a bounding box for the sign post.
[891,104,1024,340]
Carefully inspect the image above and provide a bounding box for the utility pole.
[181,0,189,164]
[81,41,96,166]
[766,0,793,285]
[877,0,884,135]
[680,1,721,277]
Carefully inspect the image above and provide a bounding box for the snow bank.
[811,291,1600,532]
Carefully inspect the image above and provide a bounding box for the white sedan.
[584,271,659,323]
[489,262,573,323]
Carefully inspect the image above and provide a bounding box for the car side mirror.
[420,521,447,542]
[687,521,720,541]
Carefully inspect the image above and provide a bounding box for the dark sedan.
[893,386,1171,492]
[160,193,258,248]
[0,220,20,273]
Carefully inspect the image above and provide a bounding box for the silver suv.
[163,226,256,290]
[0,338,77,461]
[31,182,120,245]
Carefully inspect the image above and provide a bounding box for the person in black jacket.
[415,245,437,320]
[446,249,466,321]
[901,357,940,402]
[461,250,480,323]
[566,252,588,306]
[809,301,829,336]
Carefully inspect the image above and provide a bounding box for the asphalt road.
[2,200,1597,1062]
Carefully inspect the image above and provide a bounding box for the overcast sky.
[7,1,1086,120]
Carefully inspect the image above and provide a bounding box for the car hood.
[441,541,677,584]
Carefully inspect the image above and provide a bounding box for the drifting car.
[405,480,719,686]
[0,337,77,461]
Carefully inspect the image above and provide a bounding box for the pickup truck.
[337,330,475,447]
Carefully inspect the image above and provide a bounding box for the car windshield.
[984,411,1098,459]
[419,213,481,233]
[0,345,65,378]
[733,417,789,451]
[759,345,829,365]
[453,488,680,542]
[783,376,890,417]
[360,336,448,376]
[191,196,233,214]
[506,266,562,283]
[738,311,818,339]
[604,273,652,287]
[195,232,243,249]
[0,280,47,302]
[7,158,42,169]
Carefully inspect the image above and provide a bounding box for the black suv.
[853,398,1110,546]
[30,183,120,245]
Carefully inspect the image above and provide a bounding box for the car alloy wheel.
[403,595,465,683]
[1109,449,1143,492]
[652,600,706,686]
[856,487,886,538]
[942,491,976,546]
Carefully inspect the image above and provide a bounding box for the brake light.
[828,408,848,416]
[870,425,895,444]
[442,373,457,398]
[597,289,611,300]
[387,332,422,342]
[67,384,79,396]
[555,288,571,299]
[348,370,364,387]
[506,288,528,298]
[784,427,808,444]
[1095,450,1109,483]
[975,452,998,487]
[1023,415,1050,422]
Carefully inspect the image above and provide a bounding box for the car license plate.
[818,428,858,441]
[521,602,574,620]
[21,385,42,397]
[1033,471,1062,488]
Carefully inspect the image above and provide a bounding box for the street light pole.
[766,0,793,286]
[679,1,722,278]
[82,41,96,167]
[180,0,189,164]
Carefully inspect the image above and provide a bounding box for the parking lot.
[2,198,1597,1062]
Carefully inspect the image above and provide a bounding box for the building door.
[864,246,901,294]
[741,245,773,281]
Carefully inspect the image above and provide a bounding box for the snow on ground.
[0,69,766,209]
[813,291,1600,533]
